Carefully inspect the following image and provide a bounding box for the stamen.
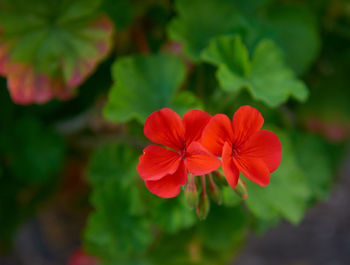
[232,148,240,157]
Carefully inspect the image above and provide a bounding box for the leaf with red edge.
[0,0,114,105]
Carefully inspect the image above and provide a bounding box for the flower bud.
[208,174,222,205]
[196,192,210,220]
[212,169,227,185]
[234,179,248,199]
[185,174,198,210]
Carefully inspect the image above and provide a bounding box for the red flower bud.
[208,174,222,205]
[196,192,210,220]
[196,176,210,220]
[185,174,198,209]
[234,179,248,199]
[212,169,228,186]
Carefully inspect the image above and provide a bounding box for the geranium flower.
[137,108,221,198]
[201,105,282,188]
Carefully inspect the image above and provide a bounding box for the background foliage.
[0,0,349,264]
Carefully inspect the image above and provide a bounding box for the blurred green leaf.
[7,117,65,183]
[87,143,139,187]
[0,0,113,103]
[104,53,201,123]
[149,205,247,265]
[101,0,133,31]
[202,35,308,107]
[150,195,197,234]
[197,205,247,252]
[245,128,311,224]
[168,0,238,61]
[84,180,152,262]
[252,216,281,235]
[84,143,152,262]
[170,91,203,116]
[297,48,350,142]
[265,3,321,75]
[148,229,196,265]
[293,131,333,200]
[234,0,271,14]
[221,186,242,207]
[0,0,104,73]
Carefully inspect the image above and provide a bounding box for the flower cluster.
[137,106,282,216]
[137,109,221,198]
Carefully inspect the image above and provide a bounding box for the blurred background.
[0,0,349,264]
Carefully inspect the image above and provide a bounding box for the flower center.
[179,147,187,159]
[232,148,240,157]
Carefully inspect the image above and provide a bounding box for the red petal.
[200,114,234,156]
[183,109,212,147]
[234,156,270,186]
[222,142,239,188]
[144,108,185,151]
[145,161,187,198]
[185,142,220,176]
[232,105,264,146]
[137,145,181,181]
[239,130,282,172]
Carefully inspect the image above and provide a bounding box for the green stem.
[201,175,206,195]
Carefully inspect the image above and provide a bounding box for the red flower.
[200,105,282,188]
[137,108,221,198]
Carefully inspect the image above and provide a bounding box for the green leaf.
[201,35,308,107]
[84,143,152,262]
[168,0,239,61]
[265,3,321,75]
[197,205,247,252]
[170,91,203,117]
[234,0,271,14]
[245,128,311,224]
[252,217,281,235]
[8,117,65,183]
[84,181,152,261]
[150,195,197,234]
[149,205,248,265]
[104,53,201,123]
[293,131,333,200]
[101,0,133,31]
[0,0,113,104]
[221,186,242,207]
[86,143,139,187]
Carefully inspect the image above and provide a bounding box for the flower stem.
[208,174,222,205]
[201,175,206,195]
